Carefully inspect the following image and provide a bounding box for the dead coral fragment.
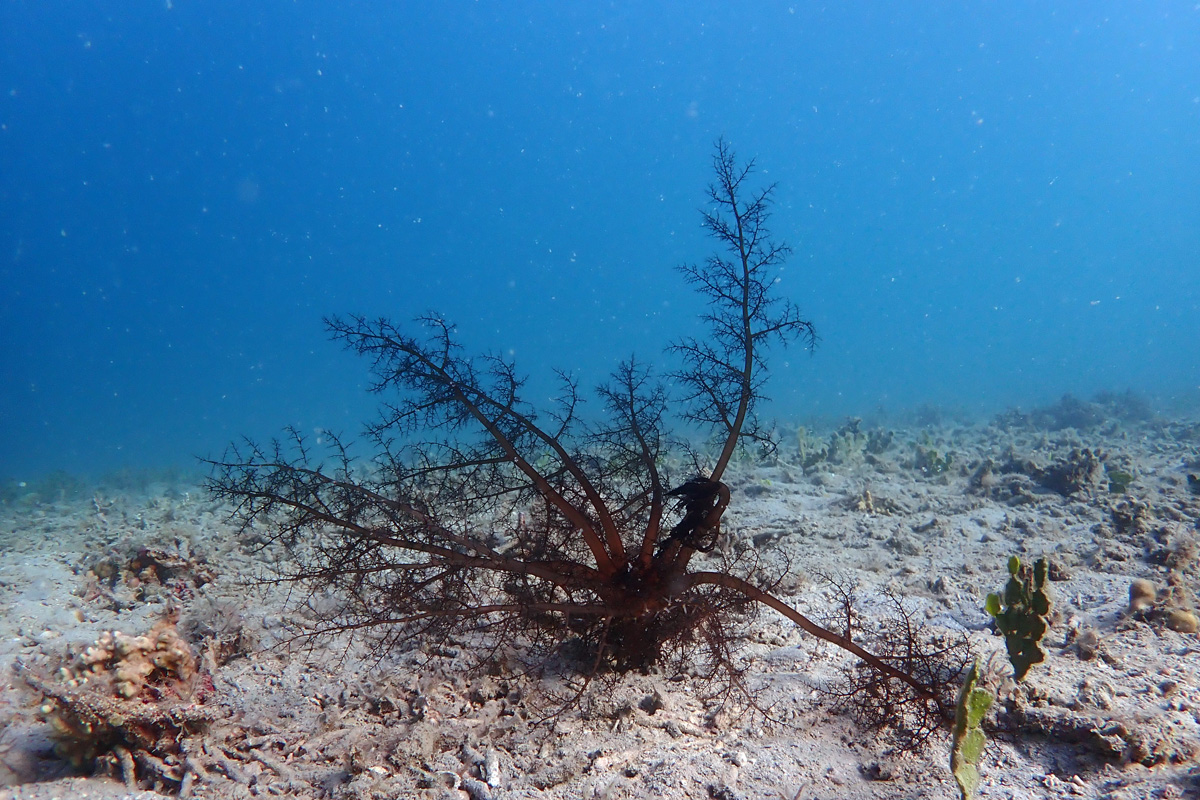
[83,546,216,608]
[28,610,216,791]
[31,672,217,785]
[1010,699,1199,767]
[1036,448,1105,496]
[1127,578,1157,614]
[78,613,199,699]
[1127,575,1199,634]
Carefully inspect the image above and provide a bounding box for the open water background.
[2,2,1198,479]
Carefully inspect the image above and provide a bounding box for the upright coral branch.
[673,137,815,483]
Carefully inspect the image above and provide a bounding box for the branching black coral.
[673,139,814,473]
[207,139,963,742]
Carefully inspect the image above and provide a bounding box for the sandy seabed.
[1,403,1198,800]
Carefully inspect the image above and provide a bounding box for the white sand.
[1,414,1197,799]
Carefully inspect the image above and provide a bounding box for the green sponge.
[986,556,1051,681]
[950,660,994,800]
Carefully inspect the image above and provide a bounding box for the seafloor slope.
[1,395,1197,799]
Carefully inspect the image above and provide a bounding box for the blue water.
[2,2,1198,480]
